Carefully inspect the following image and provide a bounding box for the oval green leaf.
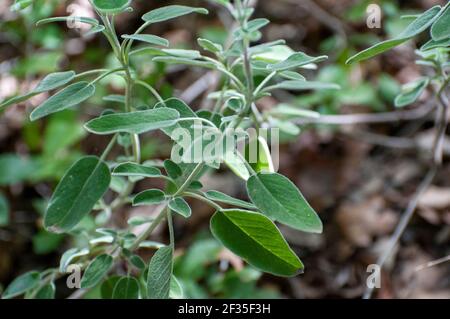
[1,71,76,111]
[30,82,95,121]
[164,160,183,179]
[122,34,169,47]
[44,156,111,233]
[84,108,179,135]
[247,172,322,233]
[169,197,191,218]
[113,162,162,178]
[133,189,166,206]
[35,283,56,299]
[210,209,303,277]
[268,80,340,91]
[169,275,183,299]
[80,254,113,289]
[246,136,274,173]
[101,276,121,299]
[112,276,140,299]
[2,271,40,299]
[147,246,173,299]
[142,5,208,23]
[431,3,450,40]
[268,52,327,71]
[395,78,429,108]
[34,71,76,93]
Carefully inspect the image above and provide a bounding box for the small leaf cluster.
[347,3,450,108]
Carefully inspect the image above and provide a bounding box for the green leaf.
[394,78,429,107]
[30,82,95,121]
[279,71,306,81]
[11,0,33,11]
[153,56,216,69]
[169,276,183,299]
[169,198,191,218]
[133,189,166,206]
[0,193,9,227]
[1,71,76,110]
[129,255,146,270]
[268,80,340,91]
[164,160,182,179]
[85,25,105,36]
[147,246,173,299]
[34,71,76,92]
[112,276,140,299]
[247,173,322,233]
[59,248,89,273]
[162,49,202,59]
[80,254,113,289]
[155,98,198,136]
[270,104,320,119]
[127,216,155,226]
[2,271,40,299]
[268,52,328,71]
[122,34,169,47]
[246,18,270,33]
[44,156,111,233]
[101,276,121,299]
[35,283,56,299]
[421,37,450,51]
[113,162,162,178]
[84,108,179,135]
[142,5,208,23]
[224,152,250,181]
[36,16,99,27]
[246,136,274,173]
[92,0,131,14]
[346,6,442,64]
[103,95,125,104]
[210,209,303,277]
[204,190,256,210]
[431,3,450,40]
[198,38,223,54]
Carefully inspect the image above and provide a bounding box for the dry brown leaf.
[336,197,397,248]
[419,186,450,209]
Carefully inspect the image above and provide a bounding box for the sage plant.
[1,0,339,299]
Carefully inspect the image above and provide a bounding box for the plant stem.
[135,80,165,105]
[183,192,223,211]
[167,208,175,250]
[100,134,118,161]
[128,205,167,251]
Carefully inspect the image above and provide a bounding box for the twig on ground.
[414,255,450,272]
[295,101,435,125]
[363,166,437,299]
